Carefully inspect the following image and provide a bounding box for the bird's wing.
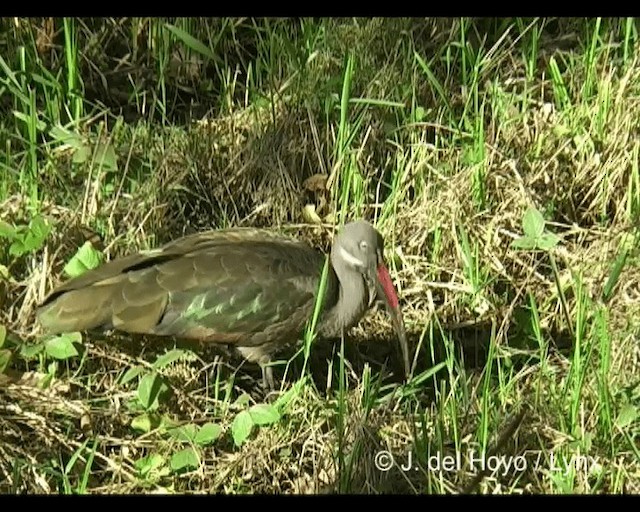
[38,230,325,345]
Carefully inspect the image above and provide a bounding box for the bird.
[37,220,411,389]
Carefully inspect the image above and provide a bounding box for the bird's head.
[331,220,411,379]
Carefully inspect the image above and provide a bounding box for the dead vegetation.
[1,18,640,494]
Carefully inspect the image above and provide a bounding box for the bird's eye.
[359,240,369,251]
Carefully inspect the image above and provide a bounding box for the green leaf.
[135,453,166,476]
[194,423,222,446]
[49,125,85,150]
[537,232,560,251]
[137,372,170,411]
[131,414,150,433]
[63,241,104,278]
[164,23,216,61]
[132,413,157,433]
[0,54,23,91]
[233,392,252,408]
[0,325,6,348]
[511,236,537,250]
[95,143,118,172]
[40,369,54,389]
[0,220,16,239]
[9,239,27,257]
[273,378,306,411]
[120,365,144,385]
[248,404,281,426]
[602,246,628,303]
[6,217,51,257]
[0,349,12,374]
[72,144,91,164]
[20,342,44,359]
[159,415,179,431]
[152,348,195,370]
[22,233,42,253]
[168,424,198,442]
[45,332,81,360]
[522,206,545,239]
[29,216,51,242]
[231,410,254,447]
[615,404,638,429]
[553,123,572,138]
[170,447,200,472]
[13,111,47,131]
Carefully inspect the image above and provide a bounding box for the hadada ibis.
[37,220,411,388]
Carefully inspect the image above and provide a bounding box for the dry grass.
[2,18,640,494]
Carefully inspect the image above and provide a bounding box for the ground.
[1,17,640,494]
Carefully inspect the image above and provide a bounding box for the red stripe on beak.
[376,263,399,309]
[375,261,410,380]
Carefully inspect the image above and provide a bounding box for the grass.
[2,17,640,494]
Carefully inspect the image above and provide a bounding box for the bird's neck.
[319,260,367,338]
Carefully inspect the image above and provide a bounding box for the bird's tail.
[37,285,116,334]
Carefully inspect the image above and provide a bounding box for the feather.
[38,228,331,349]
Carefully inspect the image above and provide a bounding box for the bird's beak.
[372,250,411,380]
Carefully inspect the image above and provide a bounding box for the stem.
[549,251,574,339]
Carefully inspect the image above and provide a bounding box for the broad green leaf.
[231,410,254,446]
[522,207,545,239]
[131,413,165,433]
[233,392,251,408]
[72,144,91,164]
[22,232,42,253]
[45,332,81,360]
[168,424,198,442]
[194,423,222,446]
[615,404,638,429]
[0,325,6,348]
[170,448,200,472]
[537,233,560,251]
[49,125,84,149]
[159,415,179,431]
[8,217,51,257]
[29,216,50,242]
[135,453,166,476]
[95,143,118,172]
[9,239,27,257]
[20,342,44,359]
[131,413,154,433]
[0,220,16,239]
[0,349,12,374]
[511,236,537,250]
[248,404,281,426]
[120,365,144,385]
[137,372,170,411]
[64,241,104,278]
